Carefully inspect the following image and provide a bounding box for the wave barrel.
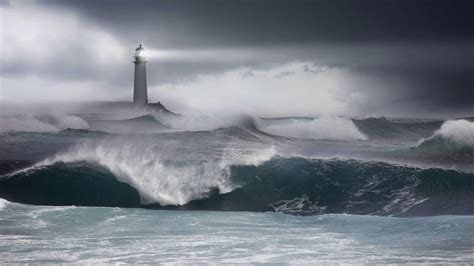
[133,44,148,106]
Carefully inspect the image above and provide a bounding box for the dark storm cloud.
[2,0,474,117]
[45,0,474,46]
[348,66,474,117]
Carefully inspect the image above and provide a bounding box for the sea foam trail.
[37,140,276,206]
[257,116,367,141]
[0,114,89,133]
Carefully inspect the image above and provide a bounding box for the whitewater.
[0,111,473,263]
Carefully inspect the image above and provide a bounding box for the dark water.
[0,112,473,262]
[1,158,473,217]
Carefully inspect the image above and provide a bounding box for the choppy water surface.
[0,111,473,263]
[1,200,473,263]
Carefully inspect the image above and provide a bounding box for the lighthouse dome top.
[134,44,146,59]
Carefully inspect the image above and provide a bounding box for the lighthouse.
[130,44,175,115]
[133,44,148,106]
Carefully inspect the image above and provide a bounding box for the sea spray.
[430,119,474,146]
[409,119,474,158]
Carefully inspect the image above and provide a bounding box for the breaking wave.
[257,116,367,141]
[410,120,474,158]
[10,140,275,206]
[1,154,472,216]
[0,115,89,133]
[428,119,474,146]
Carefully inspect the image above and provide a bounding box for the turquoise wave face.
[0,162,141,207]
[1,157,473,216]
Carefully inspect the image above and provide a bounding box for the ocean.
[0,111,473,263]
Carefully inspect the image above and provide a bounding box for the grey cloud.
[1,0,473,118]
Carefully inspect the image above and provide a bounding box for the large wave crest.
[431,119,474,146]
[412,119,474,158]
[32,140,276,205]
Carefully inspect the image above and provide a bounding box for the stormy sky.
[1,0,473,117]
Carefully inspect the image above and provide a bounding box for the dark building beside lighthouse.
[132,44,175,115]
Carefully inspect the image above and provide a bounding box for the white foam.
[219,146,276,168]
[0,198,9,210]
[257,116,367,141]
[39,140,275,206]
[433,119,474,146]
[0,114,89,133]
[271,195,327,215]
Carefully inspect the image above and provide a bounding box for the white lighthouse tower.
[133,44,148,106]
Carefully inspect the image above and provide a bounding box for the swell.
[176,158,474,216]
[352,117,442,140]
[1,157,472,216]
[0,161,141,207]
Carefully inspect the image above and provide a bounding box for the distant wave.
[257,116,367,141]
[123,113,365,142]
[429,119,474,146]
[155,113,259,132]
[0,115,89,133]
[1,153,472,216]
[408,119,474,158]
[352,117,442,140]
[88,113,261,134]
